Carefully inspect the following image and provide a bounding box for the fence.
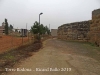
[0,32,33,54]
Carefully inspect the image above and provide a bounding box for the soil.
[5,39,100,75]
[0,40,42,75]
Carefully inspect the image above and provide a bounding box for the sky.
[0,0,100,30]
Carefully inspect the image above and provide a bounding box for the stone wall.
[58,8,100,46]
[89,9,100,46]
[58,20,90,40]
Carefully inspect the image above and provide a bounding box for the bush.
[34,34,41,41]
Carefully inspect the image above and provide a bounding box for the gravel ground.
[4,39,100,75]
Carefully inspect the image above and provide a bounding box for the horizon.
[0,0,100,30]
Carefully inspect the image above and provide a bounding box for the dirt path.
[4,39,100,75]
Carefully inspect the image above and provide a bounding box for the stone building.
[58,20,90,40]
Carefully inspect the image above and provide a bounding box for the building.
[51,29,58,37]
[0,22,5,35]
[20,29,27,37]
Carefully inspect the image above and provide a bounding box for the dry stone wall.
[58,20,90,40]
[58,8,100,46]
[89,9,100,46]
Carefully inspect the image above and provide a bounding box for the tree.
[9,24,13,31]
[31,21,51,40]
[45,26,50,35]
[31,21,40,40]
[10,24,13,30]
[31,21,50,35]
[5,18,9,35]
[39,24,46,35]
[31,21,39,34]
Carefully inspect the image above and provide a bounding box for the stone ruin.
[89,9,100,46]
[58,20,90,40]
[58,8,100,46]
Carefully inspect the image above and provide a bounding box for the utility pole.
[39,12,43,40]
[49,24,50,31]
[26,23,29,41]
[39,13,43,25]
[26,23,27,30]
[11,24,14,50]
[26,23,27,37]
[22,28,23,45]
[49,24,50,35]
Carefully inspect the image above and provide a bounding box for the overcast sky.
[0,0,100,29]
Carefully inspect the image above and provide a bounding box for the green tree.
[31,21,41,40]
[10,24,13,30]
[39,24,46,35]
[9,24,13,31]
[5,18,9,35]
[31,21,39,34]
[45,26,50,35]
[31,21,50,35]
[31,21,51,40]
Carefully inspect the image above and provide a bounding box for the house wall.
[51,29,58,37]
[0,22,5,35]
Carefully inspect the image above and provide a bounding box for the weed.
[3,53,15,60]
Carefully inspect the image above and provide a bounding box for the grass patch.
[59,39,100,62]
[3,53,15,60]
